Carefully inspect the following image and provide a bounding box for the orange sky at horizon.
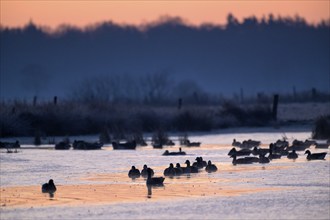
[1,1,329,29]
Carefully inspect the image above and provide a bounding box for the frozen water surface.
[1,128,329,219]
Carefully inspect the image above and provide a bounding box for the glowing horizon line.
[1,13,329,32]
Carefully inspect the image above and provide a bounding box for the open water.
[1,127,329,219]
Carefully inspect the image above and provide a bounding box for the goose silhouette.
[185,160,198,173]
[252,146,269,156]
[230,155,258,165]
[141,164,154,178]
[205,160,218,172]
[174,163,183,175]
[128,166,141,179]
[287,150,298,159]
[304,150,327,160]
[164,163,176,176]
[146,168,165,186]
[42,179,57,194]
[42,179,57,198]
[228,147,251,157]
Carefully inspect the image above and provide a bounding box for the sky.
[1,0,329,29]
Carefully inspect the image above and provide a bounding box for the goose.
[141,165,154,178]
[164,163,176,176]
[241,139,261,149]
[232,139,242,147]
[73,140,103,150]
[162,148,186,156]
[252,146,269,156]
[304,150,327,160]
[205,160,218,173]
[185,140,201,147]
[287,150,298,159]
[228,147,251,157]
[181,162,191,174]
[112,140,136,150]
[42,179,57,194]
[192,157,206,169]
[146,168,165,186]
[288,139,311,151]
[55,141,71,150]
[128,166,141,178]
[200,157,207,167]
[243,156,260,163]
[268,149,282,160]
[259,154,270,164]
[185,160,198,173]
[230,155,258,165]
[174,163,183,175]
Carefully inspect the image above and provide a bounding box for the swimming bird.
[146,168,165,186]
[304,150,327,160]
[174,163,183,175]
[162,148,186,156]
[164,163,176,176]
[181,162,191,174]
[232,139,242,147]
[228,147,251,157]
[128,166,141,178]
[192,157,206,169]
[252,146,269,156]
[185,140,201,147]
[185,160,198,173]
[205,160,218,173]
[55,141,71,150]
[42,179,57,194]
[240,139,261,149]
[230,155,257,165]
[200,157,207,167]
[141,164,154,178]
[288,139,313,151]
[268,149,282,160]
[287,150,298,159]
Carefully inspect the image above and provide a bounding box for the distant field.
[277,102,330,121]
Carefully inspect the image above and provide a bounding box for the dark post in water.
[272,94,279,121]
[53,96,58,105]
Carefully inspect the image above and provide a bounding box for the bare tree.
[140,71,173,104]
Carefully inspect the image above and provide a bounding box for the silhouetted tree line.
[1,14,329,99]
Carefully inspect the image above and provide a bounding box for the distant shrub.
[312,116,330,139]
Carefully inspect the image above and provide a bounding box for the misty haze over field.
[0,15,329,101]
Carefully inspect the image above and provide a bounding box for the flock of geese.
[128,157,218,186]
[129,138,328,186]
[3,137,327,193]
[230,138,327,164]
